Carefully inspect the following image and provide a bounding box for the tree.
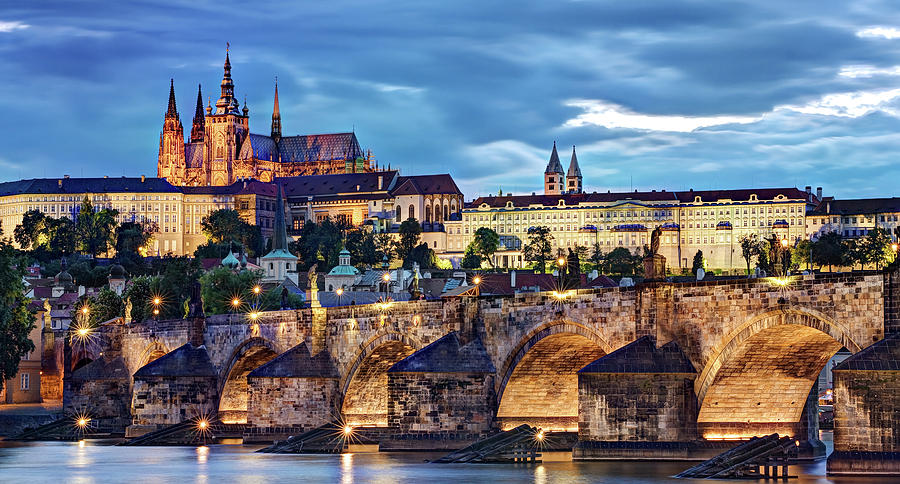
[290,218,346,271]
[201,209,263,257]
[604,247,641,275]
[792,239,813,271]
[589,242,604,271]
[523,226,554,273]
[123,276,153,323]
[115,221,156,257]
[345,229,380,267]
[14,210,45,250]
[811,231,844,272]
[374,233,395,266]
[198,267,301,314]
[407,242,438,270]
[74,289,124,326]
[739,234,762,275]
[859,228,894,269]
[75,197,119,257]
[842,238,864,270]
[0,240,35,395]
[691,250,705,275]
[396,218,422,267]
[468,227,500,268]
[461,250,483,269]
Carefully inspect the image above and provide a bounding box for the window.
[21,372,29,390]
[408,204,415,219]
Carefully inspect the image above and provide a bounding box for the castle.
[158,48,372,186]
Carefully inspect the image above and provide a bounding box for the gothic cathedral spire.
[544,141,564,195]
[190,84,205,143]
[271,78,282,143]
[216,45,237,114]
[566,145,583,194]
[166,78,179,119]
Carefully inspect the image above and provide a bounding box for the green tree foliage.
[201,209,263,257]
[691,249,705,275]
[396,218,422,267]
[603,247,642,275]
[738,234,763,275]
[75,197,119,257]
[198,267,301,314]
[407,242,438,269]
[290,218,347,271]
[194,241,235,260]
[122,257,201,322]
[0,241,35,395]
[461,249,482,269]
[589,243,604,271]
[792,239,813,271]
[115,221,156,257]
[373,233,395,265]
[467,227,500,268]
[14,210,45,250]
[74,289,125,326]
[812,231,844,271]
[344,229,380,268]
[523,226,554,273]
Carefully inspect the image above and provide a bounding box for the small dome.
[340,248,351,256]
[109,263,126,278]
[222,252,240,268]
[56,270,73,284]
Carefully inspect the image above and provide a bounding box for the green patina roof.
[261,248,296,260]
[222,252,240,267]
[327,264,359,276]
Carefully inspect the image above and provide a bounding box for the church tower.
[158,79,185,184]
[271,79,282,144]
[566,145,583,194]
[544,141,564,195]
[204,46,249,186]
[190,84,205,143]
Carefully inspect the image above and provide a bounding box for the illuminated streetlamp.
[232,298,241,308]
[343,425,353,437]
[336,287,344,296]
[253,285,261,295]
[472,275,481,285]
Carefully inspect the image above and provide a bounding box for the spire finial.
[166,78,178,118]
[271,78,282,142]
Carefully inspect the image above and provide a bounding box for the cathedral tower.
[566,145,583,194]
[158,79,185,184]
[544,141,564,196]
[204,46,249,186]
[190,84,205,143]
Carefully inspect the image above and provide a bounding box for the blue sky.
[2,1,900,200]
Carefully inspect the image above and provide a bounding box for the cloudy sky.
[2,1,900,200]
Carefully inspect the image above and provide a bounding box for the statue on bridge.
[643,226,667,280]
[186,280,204,319]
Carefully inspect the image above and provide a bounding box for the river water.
[0,437,893,484]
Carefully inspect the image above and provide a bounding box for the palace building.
[158,48,373,187]
[443,143,820,271]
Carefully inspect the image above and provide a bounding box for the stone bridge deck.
[64,270,900,474]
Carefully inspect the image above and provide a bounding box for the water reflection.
[0,441,897,484]
[341,453,353,484]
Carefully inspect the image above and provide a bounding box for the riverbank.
[0,401,62,437]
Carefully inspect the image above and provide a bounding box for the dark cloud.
[1,1,900,200]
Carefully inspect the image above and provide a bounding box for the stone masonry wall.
[247,376,339,432]
[578,373,698,442]
[130,376,218,427]
[66,379,131,431]
[386,372,495,448]
[833,369,900,453]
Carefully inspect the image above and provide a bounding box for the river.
[0,434,893,483]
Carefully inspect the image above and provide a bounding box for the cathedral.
[158,49,372,186]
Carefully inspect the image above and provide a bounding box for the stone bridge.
[65,271,900,473]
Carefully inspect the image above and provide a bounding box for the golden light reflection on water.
[534,464,547,484]
[341,452,353,484]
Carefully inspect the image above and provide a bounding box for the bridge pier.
[383,332,497,450]
[575,336,700,459]
[827,334,900,476]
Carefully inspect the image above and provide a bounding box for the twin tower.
[544,141,582,195]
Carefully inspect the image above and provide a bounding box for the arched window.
[443,204,449,222]
[425,204,432,223]
[408,204,415,220]
[396,205,402,221]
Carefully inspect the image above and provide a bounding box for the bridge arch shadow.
[695,308,862,440]
[217,337,279,424]
[496,320,612,431]
[137,341,169,369]
[340,331,422,427]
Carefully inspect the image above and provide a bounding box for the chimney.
[805,186,811,194]
[141,175,146,183]
[377,176,383,190]
[64,175,70,179]
[510,270,516,288]
[816,187,822,200]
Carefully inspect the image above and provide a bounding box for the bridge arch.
[340,331,422,427]
[217,337,279,424]
[496,320,612,431]
[695,308,861,440]
[136,341,169,368]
